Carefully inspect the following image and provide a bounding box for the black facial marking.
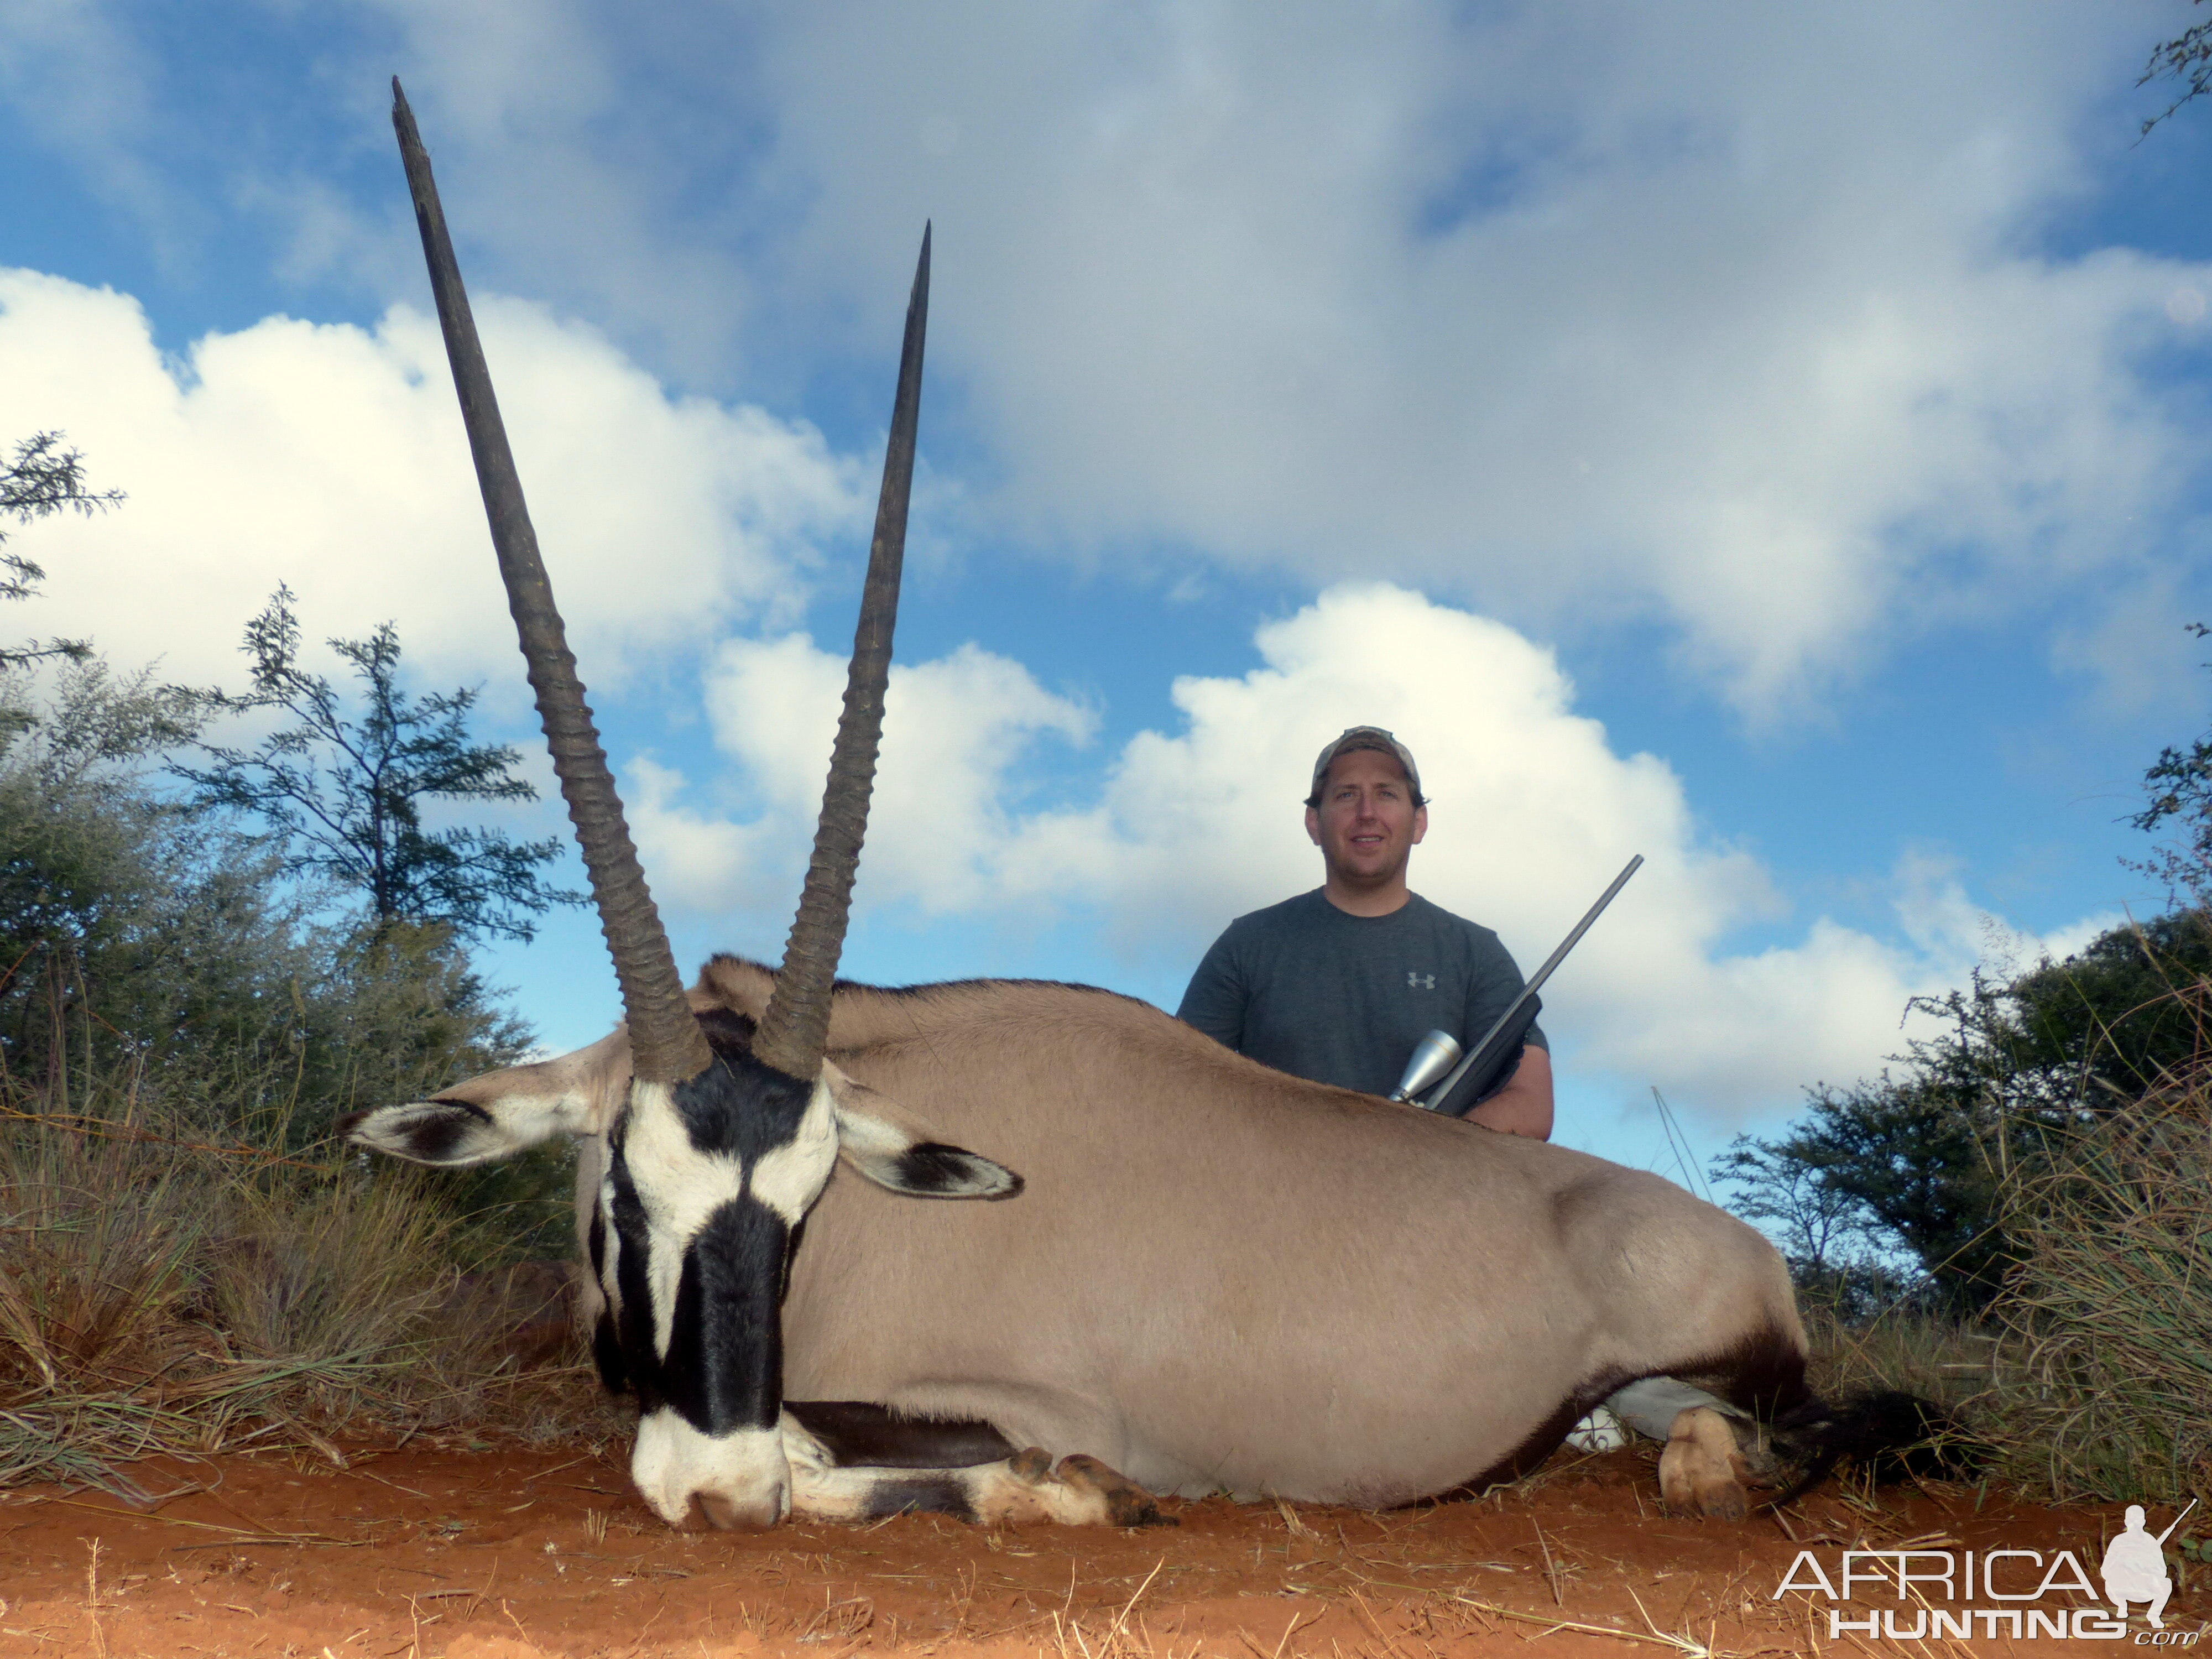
[892,1143,1024,1199]
[667,1015,816,1162]
[604,1118,668,1414]
[659,1194,790,1435]
[780,1217,806,1304]
[591,1311,628,1395]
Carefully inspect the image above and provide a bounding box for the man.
[1177,726,1553,1137]
[1180,729,1768,1482]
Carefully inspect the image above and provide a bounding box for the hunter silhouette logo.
[1772,1499,2202,1642]
[2105,1500,2197,1630]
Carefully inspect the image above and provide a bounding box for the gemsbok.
[347,81,1942,1532]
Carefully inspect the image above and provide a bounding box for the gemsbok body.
[349,83,1926,1533]
[354,956,1818,1527]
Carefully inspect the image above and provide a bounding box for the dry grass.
[1987,1074,2212,1504]
[1799,1300,2012,1414]
[1786,1100,2209,1507]
[0,1083,599,1499]
[1785,967,2212,1508]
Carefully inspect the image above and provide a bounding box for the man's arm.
[1175,928,1248,1052]
[1444,923,1553,1136]
[1465,1045,1553,1140]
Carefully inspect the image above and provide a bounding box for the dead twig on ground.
[1451,1592,1721,1656]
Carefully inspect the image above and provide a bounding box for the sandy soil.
[0,1436,2193,1658]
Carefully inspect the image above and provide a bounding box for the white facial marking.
[746,1074,838,1224]
[619,1079,748,1360]
[631,1406,790,1529]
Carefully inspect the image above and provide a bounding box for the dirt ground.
[0,1436,2194,1659]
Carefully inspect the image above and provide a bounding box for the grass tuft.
[1988,1067,2212,1504]
[1,1072,603,1497]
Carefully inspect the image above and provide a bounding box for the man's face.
[1305,748,1427,888]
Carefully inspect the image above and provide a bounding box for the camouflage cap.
[1307,726,1423,805]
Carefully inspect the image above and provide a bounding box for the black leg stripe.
[785,1402,1015,1469]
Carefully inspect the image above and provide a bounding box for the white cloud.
[12,5,2205,713]
[748,3,2208,714]
[0,0,172,251]
[630,583,2009,1117]
[0,268,864,690]
[630,634,1095,918]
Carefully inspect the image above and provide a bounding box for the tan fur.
[702,960,1807,1506]
[460,960,1805,1510]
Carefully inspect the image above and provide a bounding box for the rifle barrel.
[2154,1497,2199,1546]
[1420,854,1644,1113]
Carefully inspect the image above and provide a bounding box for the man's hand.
[1465,1046,1554,1140]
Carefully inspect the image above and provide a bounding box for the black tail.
[1761,1390,1980,1509]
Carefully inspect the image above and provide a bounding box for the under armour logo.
[1407,972,1435,990]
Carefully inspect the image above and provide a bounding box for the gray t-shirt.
[1177,890,1546,1112]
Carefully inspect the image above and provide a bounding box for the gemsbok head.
[345,81,1020,1530]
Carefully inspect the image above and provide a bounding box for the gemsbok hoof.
[1658,1407,1749,1521]
[982,1447,1174,1527]
[1053,1453,1176,1528]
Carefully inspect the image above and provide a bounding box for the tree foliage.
[2131,623,2212,910]
[1714,912,2212,1313]
[175,588,581,944]
[2141,1,2212,137]
[0,444,567,1249]
[0,659,534,1141]
[0,431,122,671]
[1720,629,2212,1313]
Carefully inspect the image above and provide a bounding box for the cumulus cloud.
[750,3,2211,714]
[0,268,863,690]
[630,584,2002,1117]
[632,635,1095,918]
[11,5,2207,713]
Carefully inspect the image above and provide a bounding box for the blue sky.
[4,2,2210,1182]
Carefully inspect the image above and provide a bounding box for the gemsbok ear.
[340,1097,547,1166]
[823,1065,1022,1201]
[340,1034,627,1166]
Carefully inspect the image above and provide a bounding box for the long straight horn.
[390,79,711,1085]
[751,227,930,1082]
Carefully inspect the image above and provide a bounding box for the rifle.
[1389,854,1644,1117]
[2154,1498,2199,1547]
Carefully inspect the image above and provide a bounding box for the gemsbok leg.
[1604,1378,1770,1520]
[780,1413,1167,1526]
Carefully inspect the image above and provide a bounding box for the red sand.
[0,1437,2192,1657]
